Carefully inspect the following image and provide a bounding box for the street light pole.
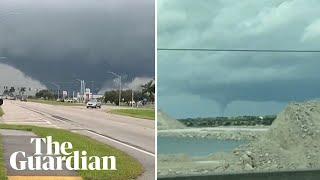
[107,71,121,106]
[132,89,134,108]
[51,82,60,100]
[119,76,121,106]
[76,79,83,102]
[0,57,7,95]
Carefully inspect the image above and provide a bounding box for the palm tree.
[20,87,26,95]
[9,87,15,96]
[141,80,155,102]
[3,89,9,95]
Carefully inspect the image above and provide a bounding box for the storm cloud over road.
[0,0,154,91]
[158,0,320,118]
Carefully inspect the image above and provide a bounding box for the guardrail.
[158,169,320,180]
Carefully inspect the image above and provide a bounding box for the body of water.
[158,136,247,157]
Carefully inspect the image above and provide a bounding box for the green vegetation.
[0,107,4,117]
[141,80,155,102]
[0,125,143,180]
[104,80,155,106]
[35,89,55,99]
[178,115,277,127]
[110,109,155,120]
[104,90,144,106]
[0,135,7,180]
[28,99,83,106]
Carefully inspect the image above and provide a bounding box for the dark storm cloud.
[158,0,320,117]
[0,0,154,90]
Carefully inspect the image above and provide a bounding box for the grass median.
[109,108,155,120]
[0,107,4,117]
[28,99,84,106]
[0,124,143,180]
[0,135,6,180]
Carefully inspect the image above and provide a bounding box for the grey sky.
[0,0,154,93]
[158,0,320,118]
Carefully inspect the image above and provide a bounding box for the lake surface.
[158,136,247,157]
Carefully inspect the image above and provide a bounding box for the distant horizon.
[161,111,278,120]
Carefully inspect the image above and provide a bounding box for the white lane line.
[17,103,154,157]
[85,130,155,157]
[4,121,49,124]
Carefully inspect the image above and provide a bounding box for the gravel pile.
[157,110,186,130]
[233,101,320,171]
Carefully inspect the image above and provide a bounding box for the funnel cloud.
[158,0,320,118]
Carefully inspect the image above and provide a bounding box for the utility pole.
[119,76,121,106]
[107,71,121,106]
[132,89,134,108]
[76,79,85,103]
[51,82,60,100]
[0,57,7,95]
[82,80,86,102]
[91,81,94,94]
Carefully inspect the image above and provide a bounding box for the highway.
[0,100,155,180]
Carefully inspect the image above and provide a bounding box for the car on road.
[86,99,102,108]
[20,96,27,102]
[8,96,16,100]
[65,99,75,103]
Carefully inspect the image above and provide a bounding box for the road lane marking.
[16,103,154,157]
[2,121,48,123]
[85,130,155,157]
[8,176,83,180]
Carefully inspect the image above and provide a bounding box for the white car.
[8,96,16,100]
[65,99,75,103]
[86,99,102,108]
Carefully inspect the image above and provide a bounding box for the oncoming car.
[86,99,102,108]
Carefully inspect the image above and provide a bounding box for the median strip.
[8,176,83,180]
[109,108,155,120]
[0,125,143,180]
[1,129,80,178]
[0,107,4,117]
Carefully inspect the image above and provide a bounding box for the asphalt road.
[0,100,155,180]
[158,169,320,180]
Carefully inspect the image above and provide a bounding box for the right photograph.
[157,0,320,179]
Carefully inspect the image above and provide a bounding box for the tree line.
[2,86,27,96]
[33,80,155,106]
[178,115,277,127]
[104,80,155,105]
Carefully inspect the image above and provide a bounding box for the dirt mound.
[157,110,186,130]
[158,101,320,176]
[234,101,320,171]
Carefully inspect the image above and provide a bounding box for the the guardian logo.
[10,136,117,171]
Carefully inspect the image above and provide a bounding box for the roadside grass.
[28,99,84,106]
[109,109,155,120]
[0,135,7,180]
[0,107,3,117]
[0,125,144,180]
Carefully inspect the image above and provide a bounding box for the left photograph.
[0,0,155,180]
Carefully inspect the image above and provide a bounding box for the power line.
[157,48,320,53]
